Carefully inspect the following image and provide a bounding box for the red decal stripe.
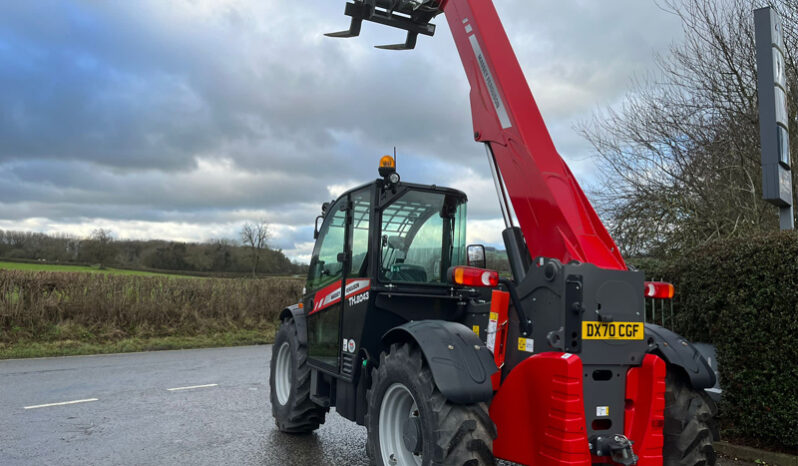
[309,281,342,316]
[344,279,371,298]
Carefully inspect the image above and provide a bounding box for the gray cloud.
[0,0,684,259]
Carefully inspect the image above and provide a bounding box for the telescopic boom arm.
[328,0,627,271]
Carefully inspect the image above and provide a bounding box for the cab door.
[304,198,348,371]
[338,187,373,376]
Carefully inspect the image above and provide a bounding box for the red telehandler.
[270,1,719,465]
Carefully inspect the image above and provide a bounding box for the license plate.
[582,321,644,340]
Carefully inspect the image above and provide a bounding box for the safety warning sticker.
[517,337,534,353]
[486,312,499,351]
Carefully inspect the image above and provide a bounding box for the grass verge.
[0,260,196,278]
[0,326,277,360]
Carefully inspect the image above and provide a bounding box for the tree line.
[0,224,307,276]
[582,0,797,258]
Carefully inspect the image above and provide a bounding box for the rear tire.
[663,369,719,466]
[269,317,328,433]
[366,342,496,466]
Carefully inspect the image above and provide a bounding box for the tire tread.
[663,369,718,466]
[270,318,328,434]
[366,342,496,466]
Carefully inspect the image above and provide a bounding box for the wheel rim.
[379,383,423,466]
[274,341,292,405]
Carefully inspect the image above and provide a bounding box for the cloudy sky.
[0,0,684,262]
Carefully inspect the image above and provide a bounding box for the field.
[0,260,194,278]
[0,269,303,359]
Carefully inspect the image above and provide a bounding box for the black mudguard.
[645,324,716,389]
[279,304,307,346]
[692,342,723,402]
[382,320,498,405]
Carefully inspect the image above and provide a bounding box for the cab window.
[307,201,346,292]
[349,189,371,278]
[380,190,466,284]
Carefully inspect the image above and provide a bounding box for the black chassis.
[279,179,716,432]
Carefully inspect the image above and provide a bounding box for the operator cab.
[302,156,473,399]
[308,155,468,290]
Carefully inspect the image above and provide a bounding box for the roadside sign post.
[755,6,794,230]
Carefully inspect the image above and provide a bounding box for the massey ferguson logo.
[345,279,370,296]
[314,287,341,312]
[345,279,370,307]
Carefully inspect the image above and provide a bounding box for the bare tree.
[240,221,271,277]
[580,0,798,257]
[83,228,116,268]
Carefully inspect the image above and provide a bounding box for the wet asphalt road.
[0,345,750,466]
[0,345,369,466]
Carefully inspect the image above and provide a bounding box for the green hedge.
[0,271,304,343]
[632,232,798,451]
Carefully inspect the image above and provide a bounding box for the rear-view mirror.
[314,216,324,239]
[467,244,487,269]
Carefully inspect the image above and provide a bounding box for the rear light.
[644,281,674,299]
[449,266,499,287]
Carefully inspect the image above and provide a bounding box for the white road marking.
[166,383,218,391]
[24,398,99,410]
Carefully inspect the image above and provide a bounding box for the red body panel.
[487,289,510,390]
[489,353,667,465]
[490,352,591,466]
[624,354,667,466]
[442,0,626,270]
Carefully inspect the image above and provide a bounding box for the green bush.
[634,232,798,450]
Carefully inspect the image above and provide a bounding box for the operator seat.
[388,264,427,282]
[385,236,427,282]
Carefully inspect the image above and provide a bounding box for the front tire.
[663,369,719,466]
[269,317,328,433]
[366,342,496,466]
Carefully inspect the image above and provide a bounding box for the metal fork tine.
[325,17,363,38]
[375,32,418,50]
[325,31,357,38]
